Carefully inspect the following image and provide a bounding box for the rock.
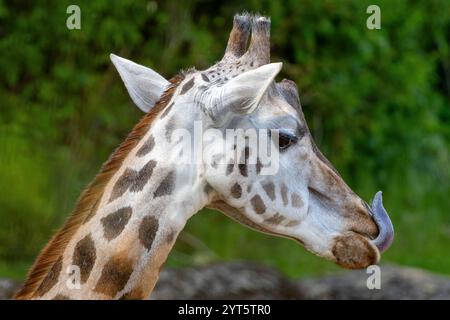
[0,279,21,300]
[151,263,450,300]
[295,265,450,300]
[2,262,450,299]
[151,261,300,300]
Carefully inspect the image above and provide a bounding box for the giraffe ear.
[110,54,170,113]
[209,63,282,123]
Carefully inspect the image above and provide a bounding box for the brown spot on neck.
[109,160,157,202]
[109,168,136,202]
[136,135,155,157]
[15,73,184,300]
[129,160,157,192]
[94,253,134,298]
[72,234,96,284]
[138,215,159,251]
[101,207,133,241]
[154,171,176,198]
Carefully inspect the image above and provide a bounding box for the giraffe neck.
[21,74,213,300]
[37,122,208,299]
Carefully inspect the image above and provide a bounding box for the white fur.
[110,54,169,112]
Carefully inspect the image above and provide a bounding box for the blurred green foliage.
[0,0,449,279]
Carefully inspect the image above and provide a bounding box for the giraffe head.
[111,14,393,269]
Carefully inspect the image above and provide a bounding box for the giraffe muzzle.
[369,191,394,253]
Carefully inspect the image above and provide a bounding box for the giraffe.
[15,13,393,300]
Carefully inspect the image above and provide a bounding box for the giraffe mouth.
[307,184,394,256]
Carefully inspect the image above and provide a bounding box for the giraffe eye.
[278,131,298,151]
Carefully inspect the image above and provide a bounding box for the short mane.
[15,73,185,299]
